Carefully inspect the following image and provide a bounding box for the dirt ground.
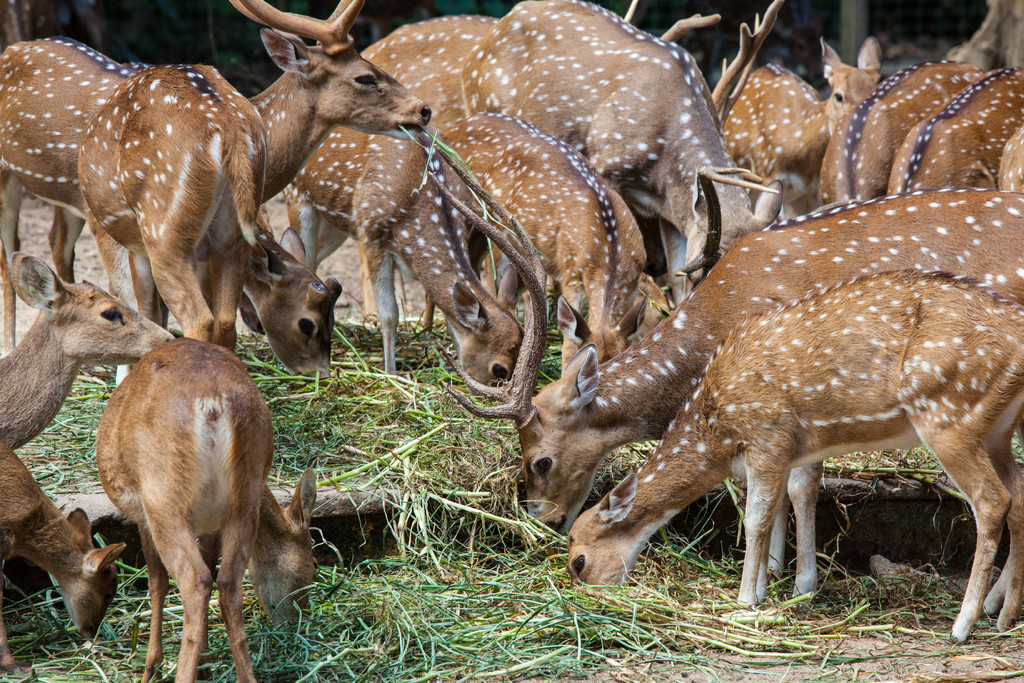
[8,193,427,345]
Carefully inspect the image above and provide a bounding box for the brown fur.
[1000,125,1024,191]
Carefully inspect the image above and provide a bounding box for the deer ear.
[288,469,318,530]
[13,252,66,310]
[557,296,591,346]
[261,28,310,74]
[452,282,486,331]
[618,296,648,339]
[821,38,841,80]
[496,262,519,309]
[563,343,599,409]
[755,179,784,227]
[857,36,882,80]
[599,473,637,524]
[279,227,307,263]
[66,508,92,540]
[84,543,126,574]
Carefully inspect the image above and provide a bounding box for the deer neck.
[0,316,80,449]
[251,75,330,200]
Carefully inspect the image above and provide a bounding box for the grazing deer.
[362,15,497,129]
[1,0,428,356]
[0,252,172,449]
[820,60,985,204]
[888,68,1024,193]
[1,441,125,674]
[461,0,784,301]
[284,128,535,383]
[723,37,882,217]
[1000,125,1024,191]
[453,186,1024,595]
[443,113,647,366]
[95,338,313,683]
[569,271,1024,643]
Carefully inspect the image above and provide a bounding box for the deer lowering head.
[443,113,648,367]
[820,60,985,204]
[361,15,497,129]
[724,37,882,217]
[889,68,1024,194]
[569,270,1024,643]
[461,0,784,302]
[1,442,124,674]
[285,126,536,384]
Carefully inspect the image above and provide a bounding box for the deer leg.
[767,488,788,578]
[0,553,28,675]
[739,450,790,604]
[139,527,169,683]
[788,463,821,596]
[203,241,248,350]
[144,235,215,342]
[984,439,1024,630]
[216,518,258,683]
[929,434,1010,643]
[48,209,85,283]
[359,242,379,317]
[369,252,397,374]
[0,173,22,354]
[422,296,435,330]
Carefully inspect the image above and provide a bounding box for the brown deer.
[1,443,124,674]
[1,0,428,357]
[95,338,312,683]
[443,112,648,366]
[1000,124,1024,191]
[569,271,1024,643]
[888,68,1024,193]
[362,15,497,129]
[452,186,1024,597]
[284,128,534,383]
[461,0,784,301]
[0,252,172,449]
[820,61,985,204]
[723,37,882,217]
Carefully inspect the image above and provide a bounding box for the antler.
[228,0,365,54]
[422,136,547,427]
[711,0,784,124]
[679,167,778,278]
[660,14,721,43]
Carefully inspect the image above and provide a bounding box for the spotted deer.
[569,271,1024,643]
[453,186,1024,595]
[0,252,172,449]
[1,0,428,357]
[362,15,497,129]
[723,37,882,217]
[95,338,317,683]
[443,113,648,366]
[820,61,985,204]
[1,441,125,674]
[888,68,1024,193]
[461,0,784,301]
[999,125,1024,191]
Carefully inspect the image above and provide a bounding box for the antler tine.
[660,14,721,44]
[623,0,641,23]
[227,0,360,53]
[711,0,784,124]
[702,167,781,193]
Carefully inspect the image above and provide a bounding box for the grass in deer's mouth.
[8,317,1024,681]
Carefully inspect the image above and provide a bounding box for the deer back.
[443,112,646,365]
[1000,125,1024,191]
[821,61,985,204]
[519,188,1024,531]
[888,68,1024,194]
[1,442,124,640]
[361,15,496,129]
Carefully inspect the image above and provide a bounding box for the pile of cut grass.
[8,318,1024,682]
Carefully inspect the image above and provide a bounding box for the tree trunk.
[947,0,1024,69]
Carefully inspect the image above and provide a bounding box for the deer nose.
[544,513,567,532]
[492,363,508,380]
[420,104,432,124]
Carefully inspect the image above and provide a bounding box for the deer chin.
[373,125,426,142]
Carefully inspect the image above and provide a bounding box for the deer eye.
[298,318,315,336]
[833,92,844,103]
[492,363,508,380]
[535,457,552,474]
[101,308,123,324]
[571,555,586,575]
[355,75,376,86]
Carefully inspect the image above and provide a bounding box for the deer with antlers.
[819,60,985,204]
[451,185,1024,597]
[443,113,648,366]
[461,0,784,301]
[723,37,882,217]
[888,68,1024,193]
[569,270,1024,643]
